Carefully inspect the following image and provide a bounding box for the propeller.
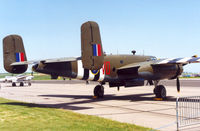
[177,77,180,92]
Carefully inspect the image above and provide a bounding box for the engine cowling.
[138,64,183,80]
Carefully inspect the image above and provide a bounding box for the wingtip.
[192,55,198,58]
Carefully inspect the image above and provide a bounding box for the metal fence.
[176,96,200,130]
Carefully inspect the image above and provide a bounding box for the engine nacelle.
[138,64,183,80]
[32,62,46,72]
[32,63,58,79]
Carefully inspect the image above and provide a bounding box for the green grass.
[0,73,52,80]
[0,97,152,131]
[32,74,51,80]
[0,73,67,80]
[180,77,200,79]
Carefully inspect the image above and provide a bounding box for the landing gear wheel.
[12,82,16,87]
[153,85,166,99]
[19,82,24,86]
[28,82,31,86]
[94,85,104,98]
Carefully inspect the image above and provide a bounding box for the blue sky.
[0,0,200,73]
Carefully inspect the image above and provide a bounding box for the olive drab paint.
[3,35,28,73]
[81,21,104,70]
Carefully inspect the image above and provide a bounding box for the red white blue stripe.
[93,44,101,56]
[16,52,24,62]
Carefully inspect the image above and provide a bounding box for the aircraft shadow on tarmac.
[39,93,176,102]
[34,93,176,110]
[0,93,176,111]
[0,101,93,110]
[0,102,49,108]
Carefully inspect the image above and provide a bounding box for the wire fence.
[176,96,200,130]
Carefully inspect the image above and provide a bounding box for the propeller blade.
[177,77,180,92]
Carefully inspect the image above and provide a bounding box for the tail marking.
[93,44,101,56]
[16,52,25,62]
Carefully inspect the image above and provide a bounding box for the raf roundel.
[91,70,99,75]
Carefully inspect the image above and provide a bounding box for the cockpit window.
[146,57,157,61]
[150,57,157,61]
[146,56,157,61]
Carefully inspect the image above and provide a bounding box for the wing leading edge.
[153,57,200,65]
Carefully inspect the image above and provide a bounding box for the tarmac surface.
[0,79,200,131]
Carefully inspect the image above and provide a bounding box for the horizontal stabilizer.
[11,57,79,66]
[43,57,78,63]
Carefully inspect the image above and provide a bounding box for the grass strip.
[0,97,152,131]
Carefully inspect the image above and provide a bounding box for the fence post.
[176,97,179,131]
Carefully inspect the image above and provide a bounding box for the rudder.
[3,35,28,74]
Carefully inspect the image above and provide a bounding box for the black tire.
[19,82,24,86]
[153,86,158,94]
[94,85,104,98]
[12,82,16,87]
[154,85,166,98]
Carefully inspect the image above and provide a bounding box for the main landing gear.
[153,81,166,99]
[12,82,16,87]
[19,82,24,86]
[153,85,166,99]
[11,82,32,87]
[94,85,104,98]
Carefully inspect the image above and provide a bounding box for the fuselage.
[32,54,183,83]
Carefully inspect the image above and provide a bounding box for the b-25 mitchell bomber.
[3,21,200,99]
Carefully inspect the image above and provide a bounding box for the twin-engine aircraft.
[3,21,200,99]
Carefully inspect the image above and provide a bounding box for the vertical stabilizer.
[3,35,28,73]
[81,21,104,70]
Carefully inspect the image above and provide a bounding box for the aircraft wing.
[44,57,79,63]
[17,75,33,81]
[10,57,79,66]
[16,74,27,79]
[117,56,200,74]
[152,57,200,65]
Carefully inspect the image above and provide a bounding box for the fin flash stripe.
[93,44,101,56]
[16,52,24,62]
